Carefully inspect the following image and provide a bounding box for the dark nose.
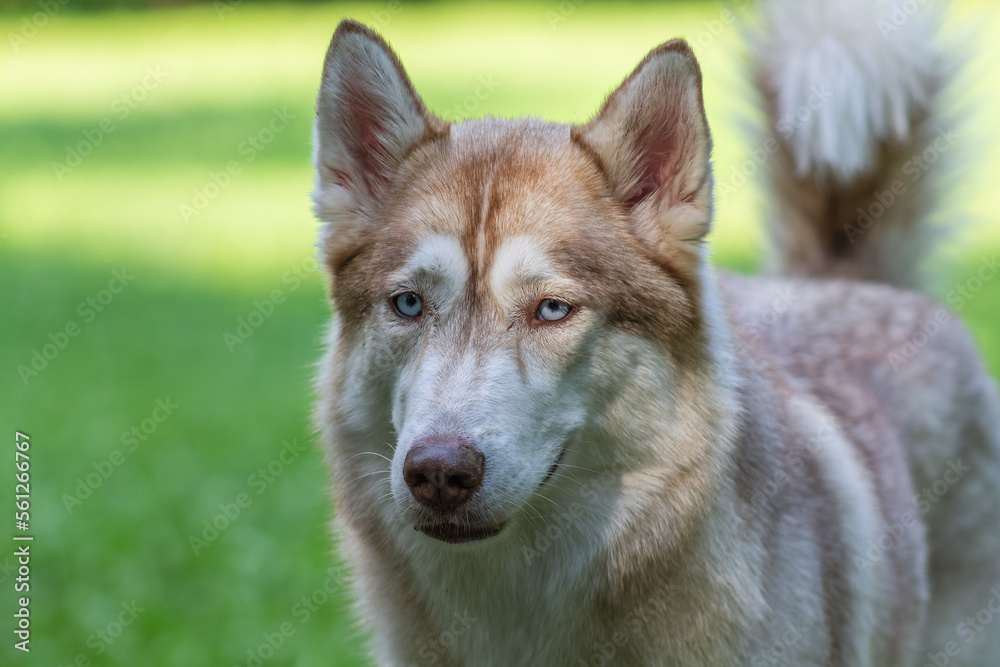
[403,438,485,512]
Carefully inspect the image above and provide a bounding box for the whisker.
[347,470,393,485]
[372,490,397,506]
[557,462,607,475]
[528,490,564,516]
[346,450,392,463]
[544,471,589,490]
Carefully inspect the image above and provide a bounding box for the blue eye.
[393,292,423,318]
[536,298,572,322]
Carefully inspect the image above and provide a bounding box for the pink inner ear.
[626,127,679,208]
[625,183,657,207]
[341,78,396,197]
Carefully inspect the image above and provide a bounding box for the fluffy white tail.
[750,0,958,288]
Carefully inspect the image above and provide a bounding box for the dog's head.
[314,21,720,548]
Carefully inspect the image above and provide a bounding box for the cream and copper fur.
[311,1,1000,665]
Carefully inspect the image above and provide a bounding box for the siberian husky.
[311,0,1000,664]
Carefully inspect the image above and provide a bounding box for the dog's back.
[724,273,1000,664]
[735,0,1000,662]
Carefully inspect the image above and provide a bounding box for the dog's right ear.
[313,20,445,266]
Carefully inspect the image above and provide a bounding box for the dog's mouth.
[411,446,566,544]
[415,521,506,544]
[539,447,567,488]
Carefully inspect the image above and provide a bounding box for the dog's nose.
[403,439,484,512]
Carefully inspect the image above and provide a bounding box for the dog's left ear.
[573,40,712,270]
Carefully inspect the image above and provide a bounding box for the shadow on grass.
[0,102,316,172]
[0,248,367,667]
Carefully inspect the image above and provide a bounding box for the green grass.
[1,2,999,665]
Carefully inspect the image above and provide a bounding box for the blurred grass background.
[0,1,998,665]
